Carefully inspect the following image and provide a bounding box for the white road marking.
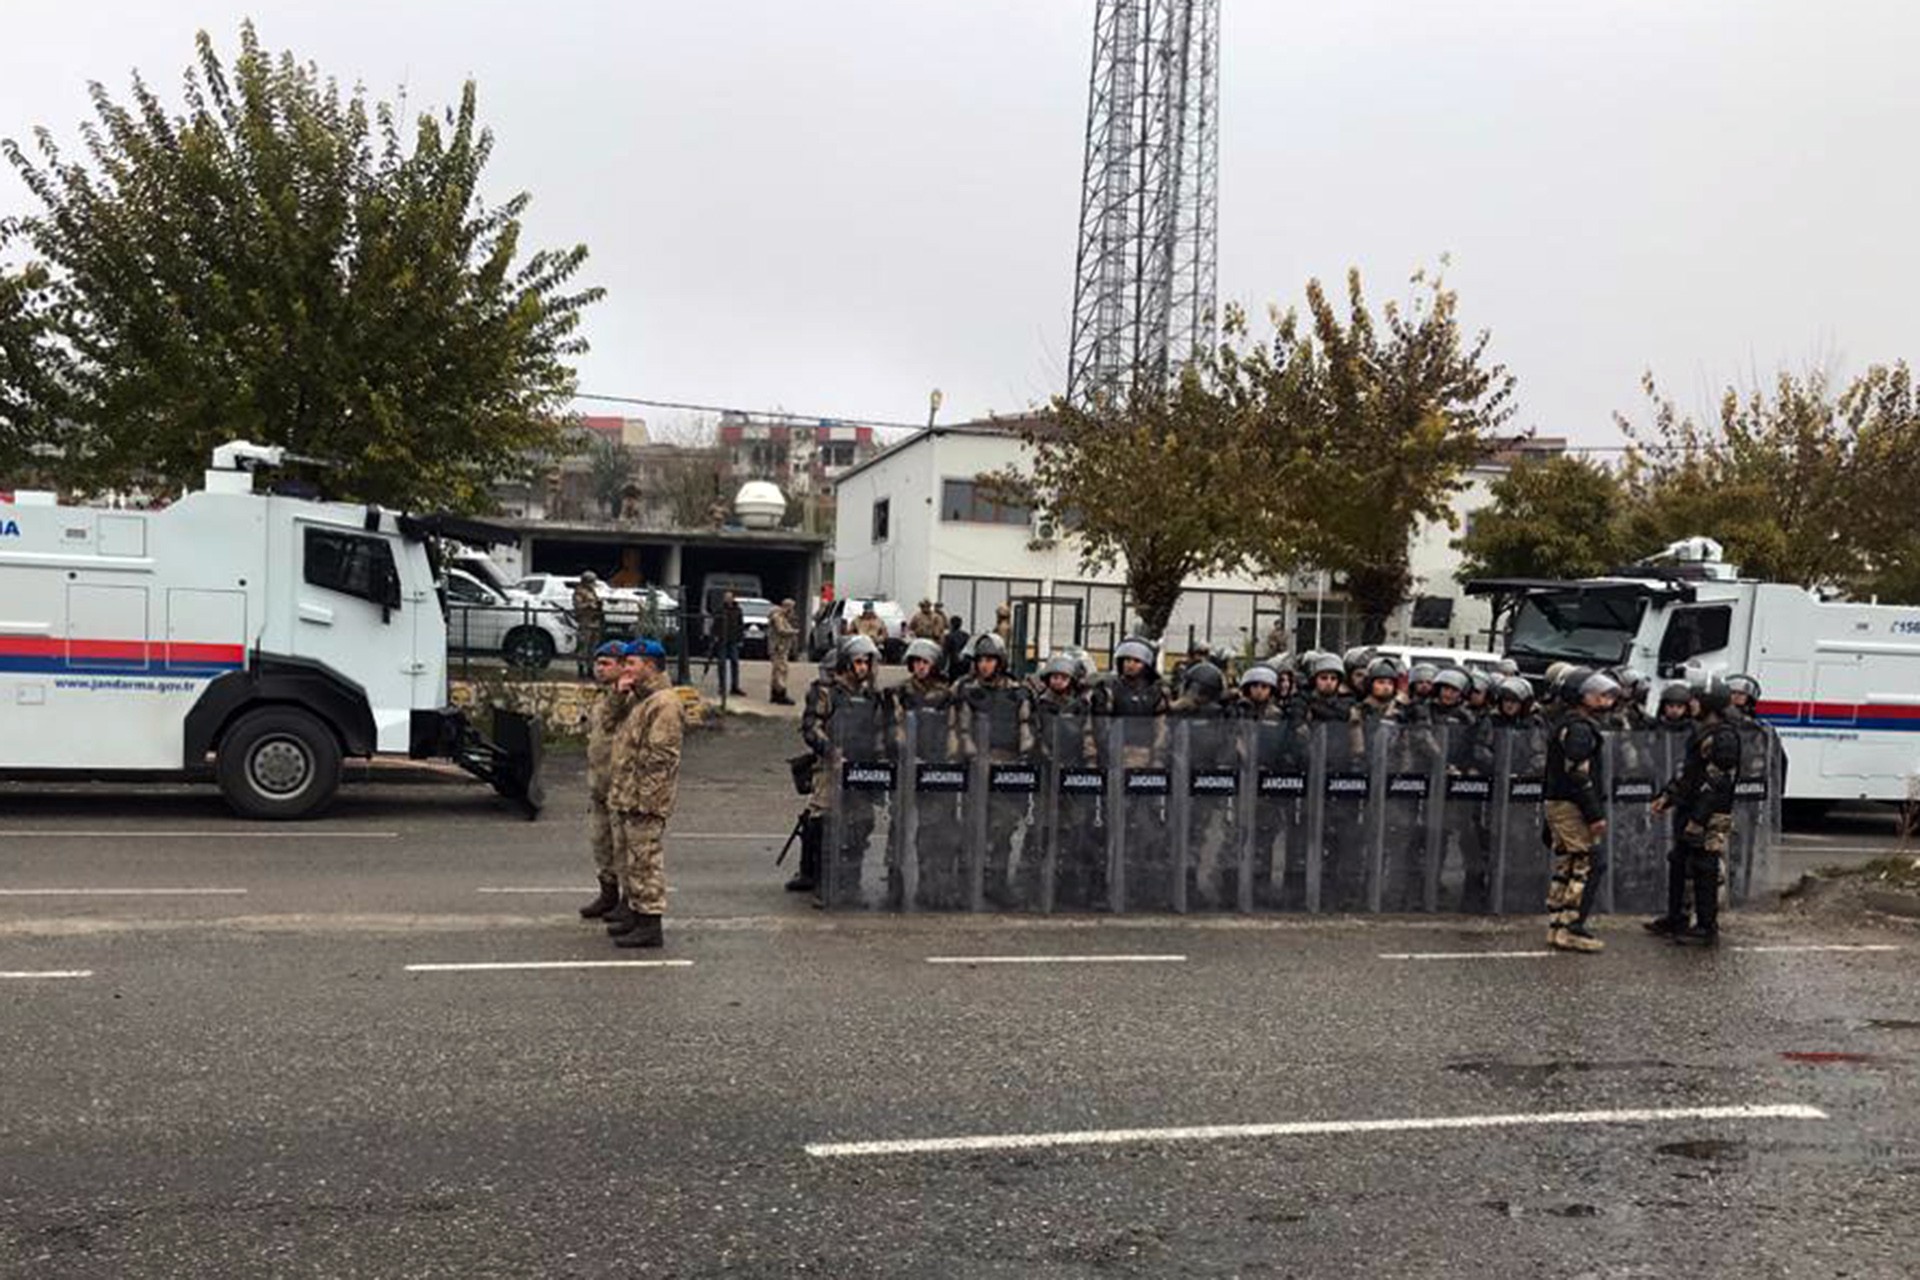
[0,888,249,897]
[404,959,694,972]
[804,1102,1829,1159]
[0,969,94,980]
[1732,944,1902,954]
[925,954,1188,966]
[1778,843,1913,856]
[0,830,398,840]
[1379,951,1556,961]
[672,832,789,840]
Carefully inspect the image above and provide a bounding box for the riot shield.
[1729,721,1779,903]
[1490,723,1550,915]
[820,715,895,910]
[1173,717,1246,912]
[1373,721,1445,913]
[1102,714,1175,911]
[1438,723,1495,914]
[1041,708,1106,911]
[963,706,1043,912]
[1313,720,1373,913]
[1246,716,1311,911]
[1603,730,1670,917]
[897,708,967,911]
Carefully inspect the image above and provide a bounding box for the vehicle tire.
[216,706,343,821]
[503,627,556,672]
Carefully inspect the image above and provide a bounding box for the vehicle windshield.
[1507,589,1643,664]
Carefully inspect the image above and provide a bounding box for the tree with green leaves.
[1453,453,1629,582]
[0,23,600,510]
[0,259,76,484]
[1616,366,1920,598]
[990,329,1300,640]
[1252,268,1517,641]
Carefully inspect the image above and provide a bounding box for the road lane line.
[404,960,694,972]
[1379,951,1555,961]
[1778,844,1914,856]
[0,831,398,840]
[0,888,249,897]
[804,1102,1829,1159]
[1732,944,1902,954]
[0,969,94,980]
[925,954,1188,966]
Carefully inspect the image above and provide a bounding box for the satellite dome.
[734,481,787,530]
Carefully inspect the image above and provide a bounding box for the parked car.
[513,574,681,648]
[442,568,578,670]
[736,596,776,659]
[808,597,908,663]
[1370,644,1505,675]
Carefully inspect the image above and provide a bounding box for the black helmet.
[1432,668,1471,696]
[1182,661,1225,700]
[1365,656,1402,683]
[1658,682,1693,708]
[1726,673,1760,701]
[972,633,1007,663]
[1556,665,1596,703]
[1693,674,1733,714]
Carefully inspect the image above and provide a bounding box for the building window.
[940,478,1032,526]
[871,498,890,544]
[819,441,858,470]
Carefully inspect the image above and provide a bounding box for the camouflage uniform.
[608,668,685,916]
[802,661,889,899]
[1543,705,1606,949]
[585,685,633,878]
[767,603,798,701]
[952,665,1036,906]
[854,611,890,650]
[908,604,944,642]
[572,580,605,674]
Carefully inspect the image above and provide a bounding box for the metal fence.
[818,715,1782,915]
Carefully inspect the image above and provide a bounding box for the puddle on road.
[1446,1058,1677,1088]
[1656,1138,1746,1162]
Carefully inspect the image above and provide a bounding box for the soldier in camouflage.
[1648,676,1743,945]
[606,638,684,950]
[579,641,633,921]
[1543,669,1618,953]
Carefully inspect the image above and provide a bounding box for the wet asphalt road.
[2,719,1916,1278]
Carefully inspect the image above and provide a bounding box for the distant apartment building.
[718,414,880,534]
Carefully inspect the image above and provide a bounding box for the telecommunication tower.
[1066,0,1220,404]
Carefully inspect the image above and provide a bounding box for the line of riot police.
[782,634,1781,931]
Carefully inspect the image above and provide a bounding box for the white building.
[829,420,1558,663]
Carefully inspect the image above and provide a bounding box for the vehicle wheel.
[216,706,343,821]
[503,627,556,672]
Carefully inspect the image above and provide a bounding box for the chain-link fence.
[812,717,1784,915]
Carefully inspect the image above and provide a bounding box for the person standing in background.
[767,598,798,705]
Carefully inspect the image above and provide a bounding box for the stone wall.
[449,680,709,737]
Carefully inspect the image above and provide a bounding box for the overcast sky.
[4,1,1915,445]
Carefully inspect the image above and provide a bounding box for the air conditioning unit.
[1029,511,1059,546]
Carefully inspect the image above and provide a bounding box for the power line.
[573,391,926,434]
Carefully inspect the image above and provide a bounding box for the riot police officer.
[798,635,889,903]
[1543,669,1617,953]
[952,634,1035,906]
[891,637,955,907]
[1648,676,1743,944]
[1656,683,1695,733]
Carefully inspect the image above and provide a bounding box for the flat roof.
[504,517,827,549]
[829,416,1044,486]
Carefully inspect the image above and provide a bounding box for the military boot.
[1565,922,1607,951]
[604,901,640,936]
[579,876,620,920]
[784,817,820,893]
[613,913,663,949]
[1547,925,1603,953]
